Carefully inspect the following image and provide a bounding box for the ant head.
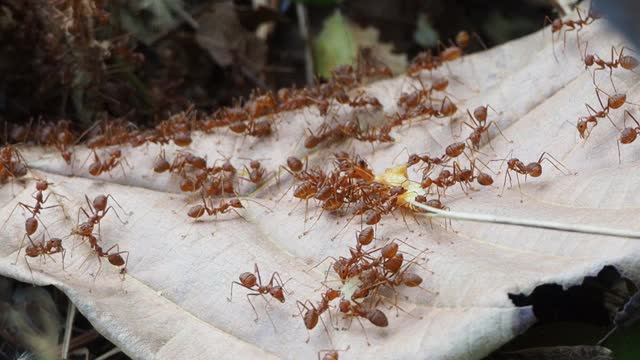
[552,19,563,32]
[249,160,260,169]
[270,286,285,303]
[414,194,427,204]
[407,154,421,166]
[576,120,588,138]
[339,299,351,313]
[455,30,470,48]
[35,180,49,191]
[326,288,341,301]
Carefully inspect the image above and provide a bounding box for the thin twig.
[296,3,314,85]
[94,347,121,360]
[408,200,640,239]
[61,301,76,359]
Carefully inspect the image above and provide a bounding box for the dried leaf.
[195,2,267,75]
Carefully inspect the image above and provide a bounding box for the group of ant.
[574,41,640,162]
[1,179,130,281]
[150,148,274,218]
[228,226,425,356]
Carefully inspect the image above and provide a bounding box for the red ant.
[464,105,510,149]
[576,85,634,139]
[187,196,244,219]
[296,288,341,342]
[1,181,63,263]
[500,152,572,199]
[81,234,129,280]
[86,149,130,177]
[74,194,128,244]
[23,235,65,276]
[240,159,267,185]
[617,110,640,163]
[228,264,288,327]
[153,148,171,173]
[584,43,639,91]
[544,4,600,60]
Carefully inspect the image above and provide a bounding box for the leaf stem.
[408,200,640,239]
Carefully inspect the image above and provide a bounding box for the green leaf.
[312,10,357,78]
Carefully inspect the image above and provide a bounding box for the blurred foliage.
[312,10,356,78]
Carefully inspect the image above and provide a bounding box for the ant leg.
[228,281,251,302]
[13,233,36,265]
[515,173,523,203]
[624,110,640,128]
[500,170,512,197]
[617,139,623,165]
[84,194,97,218]
[307,256,338,274]
[537,152,573,175]
[562,27,576,53]
[542,15,558,51]
[105,194,129,216]
[246,293,262,322]
[354,316,371,346]
[487,121,512,143]
[24,256,34,281]
[102,206,128,225]
[0,202,32,233]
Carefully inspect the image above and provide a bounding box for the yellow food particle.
[374,165,426,208]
